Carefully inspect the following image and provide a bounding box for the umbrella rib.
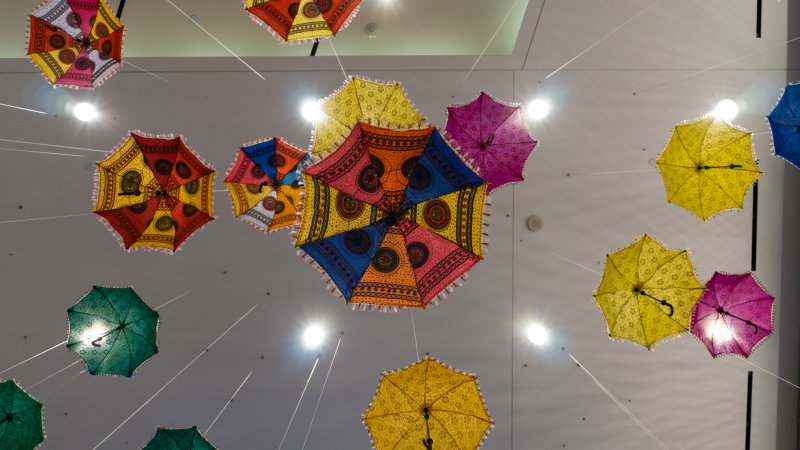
[95,288,123,324]
[703,133,751,162]
[664,171,698,203]
[673,128,701,167]
[701,172,749,208]
[91,330,121,374]
[383,377,422,410]
[601,292,634,336]
[428,411,460,447]
[769,123,799,156]
[388,415,425,450]
[639,251,685,287]
[427,379,475,407]
[720,316,747,355]
[430,408,491,422]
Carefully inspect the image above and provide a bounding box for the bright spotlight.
[303,325,325,348]
[526,99,550,120]
[713,99,739,122]
[301,99,324,122]
[526,323,549,345]
[73,102,98,122]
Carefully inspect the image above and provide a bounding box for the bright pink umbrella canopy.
[445,91,538,192]
[691,272,774,358]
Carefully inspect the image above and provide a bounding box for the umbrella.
[296,122,488,311]
[244,0,361,43]
[310,76,426,157]
[656,117,761,220]
[27,0,123,89]
[691,272,774,358]
[0,380,44,450]
[445,91,539,193]
[67,285,160,377]
[143,426,216,449]
[363,355,493,449]
[93,132,215,253]
[224,137,311,234]
[767,82,800,169]
[593,234,705,349]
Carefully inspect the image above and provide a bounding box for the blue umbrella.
[768,82,800,169]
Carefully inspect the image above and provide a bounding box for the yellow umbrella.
[593,234,704,349]
[311,76,426,157]
[656,117,761,220]
[363,356,493,449]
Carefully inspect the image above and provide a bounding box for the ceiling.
[0,0,798,449]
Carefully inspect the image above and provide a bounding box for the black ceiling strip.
[756,0,762,38]
[751,181,759,271]
[116,0,126,19]
[310,41,319,57]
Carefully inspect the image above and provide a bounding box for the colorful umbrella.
[363,356,493,449]
[143,426,216,449]
[656,117,761,220]
[691,272,774,358]
[244,0,361,43]
[0,380,44,450]
[767,82,800,169]
[27,0,124,89]
[67,286,160,377]
[445,91,539,192]
[310,76,426,157]
[593,234,705,349]
[296,123,488,311]
[224,137,310,234]
[93,132,215,253]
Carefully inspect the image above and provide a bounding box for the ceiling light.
[526,99,550,120]
[303,325,325,348]
[526,323,549,345]
[73,102,98,122]
[301,99,324,122]
[713,99,738,122]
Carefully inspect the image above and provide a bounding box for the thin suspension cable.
[92,304,258,450]
[40,369,86,398]
[206,371,253,435]
[569,169,656,175]
[0,103,47,115]
[0,147,85,158]
[0,340,68,376]
[410,311,420,361]
[164,0,265,80]
[550,251,603,276]
[458,0,520,94]
[278,357,320,450]
[0,138,106,152]
[511,183,515,450]
[301,336,342,450]
[740,358,800,390]
[545,0,661,79]
[26,360,81,390]
[123,61,172,83]
[569,354,668,450]
[0,213,90,225]
[155,290,192,310]
[212,189,228,193]
[328,40,347,79]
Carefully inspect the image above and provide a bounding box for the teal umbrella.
[67,286,160,377]
[0,380,44,450]
[143,426,216,449]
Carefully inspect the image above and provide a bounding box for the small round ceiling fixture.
[526,323,549,345]
[527,99,550,120]
[365,23,379,39]
[301,99,324,122]
[303,325,325,348]
[526,215,543,232]
[73,102,98,122]
[713,99,739,122]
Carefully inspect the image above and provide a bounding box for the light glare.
[713,99,739,122]
[303,325,325,348]
[526,323,549,345]
[526,99,550,120]
[301,99,324,122]
[709,318,733,342]
[73,102,98,122]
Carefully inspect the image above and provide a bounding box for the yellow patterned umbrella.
[311,76,426,157]
[656,117,761,220]
[593,234,704,349]
[363,356,493,449]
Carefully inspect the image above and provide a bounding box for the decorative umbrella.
[67,285,160,377]
[593,234,705,349]
[296,123,488,311]
[310,76,426,157]
[445,91,539,193]
[656,117,761,220]
[0,380,44,450]
[691,272,774,358]
[767,82,800,169]
[27,0,124,89]
[93,132,215,253]
[143,426,216,449]
[244,0,361,43]
[224,137,310,234]
[363,355,493,449]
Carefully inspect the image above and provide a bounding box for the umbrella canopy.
[93,132,215,253]
[691,272,774,358]
[27,0,124,89]
[767,82,800,169]
[656,117,761,220]
[224,137,311,234]
[143,426,216,449]
[310,76,426,157]
[67,286,160,377]
[296,123,488,311]
[445,91,539,192]
[363,356,493,449]
[244,0,361,43]
[594,234,705,349]
[0,380,44,450]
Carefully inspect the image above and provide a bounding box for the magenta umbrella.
[445,91,538,192]
[691,272,774,358]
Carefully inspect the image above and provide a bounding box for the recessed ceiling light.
[527,99,550,120]
[713,99,739,122]
[526,323,549,345]
[303,325,325,348]
[301,99,324,122]
[73,102,98,122]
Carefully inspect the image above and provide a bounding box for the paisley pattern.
[245,0,361,42]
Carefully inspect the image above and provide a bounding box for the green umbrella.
[67,286,160,377]
[0,380,44,450]
[143,426,216,449]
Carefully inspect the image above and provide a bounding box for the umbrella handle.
[720,310,759,335]
[661,300,673,317]
[640,291,674,317]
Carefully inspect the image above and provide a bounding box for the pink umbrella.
[691,272,774,358]
[445,91,538,192]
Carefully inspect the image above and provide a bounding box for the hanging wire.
[410,311,420,361]
[40,370,87,399]
[26,360,81,390]
[0,213,90,225]
[0,103,47,115]
[0,139,106,152]
[550,251,603,276]
[0,340,68,376]
[301,335,343,450]
[92,304,258,450]
[206,371,253,435]
[278,357,320,450]
[123,61,172,83]
[328,40,348,79]
[0,147,84,158]
[740,358,800,390]
[511,183,516,450]
[155,290,192,310]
